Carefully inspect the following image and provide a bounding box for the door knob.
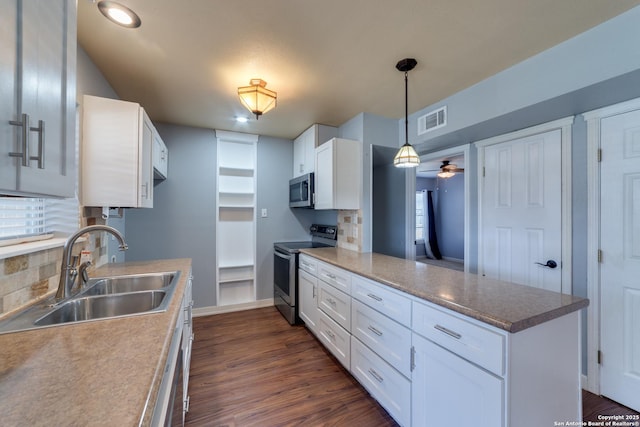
[535,260,558,269]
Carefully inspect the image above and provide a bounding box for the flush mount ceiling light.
[237,79,277,120]
[97,1,142,28]
[394,58,420,168]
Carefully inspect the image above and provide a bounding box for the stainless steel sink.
[81,272,176,296]
[34,291,167,326]
[0,270,181,334]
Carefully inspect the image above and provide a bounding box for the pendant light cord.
[404,71,409,146]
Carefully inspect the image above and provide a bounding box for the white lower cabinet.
[299,269,319,335]
[317,309,350,369]
[411,333,504,427]
[318,280,351,331]
[351,337,411,427]
[351,299,412,378]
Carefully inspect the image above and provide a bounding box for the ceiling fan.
[423,160,464,178]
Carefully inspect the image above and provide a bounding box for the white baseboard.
[442,256,464,263]
[193,298,274,317]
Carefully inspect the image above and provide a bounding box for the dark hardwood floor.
[185,307,638,426]
[185,307,396,426]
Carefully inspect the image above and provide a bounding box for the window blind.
[0,196,79,247]
[0,197,48,246]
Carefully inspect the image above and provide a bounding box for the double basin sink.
[0,271,180,334]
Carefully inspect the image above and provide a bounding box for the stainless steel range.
[273,224,337,324]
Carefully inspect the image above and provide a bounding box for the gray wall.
[124,125,322,308]
[372,146,406,258]
[124,124,218,307]
[434,174,464,260]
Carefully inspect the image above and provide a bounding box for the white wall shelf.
[215,131,258,306]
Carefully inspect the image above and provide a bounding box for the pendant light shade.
[238,79,277,120]
[394,143,420,167]
[393,58,420,168]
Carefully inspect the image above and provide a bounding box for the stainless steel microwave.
[289,173,314,208]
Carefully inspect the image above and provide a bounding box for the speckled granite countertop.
[300,248,588,333]
[0,258,192,427]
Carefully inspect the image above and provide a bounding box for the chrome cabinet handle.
[327,297,337,306]
[326,273,336,280]
[9,113,29,166]
[29,119,45,168]
[312,285,316,299]
[368,325,383,336]
[368,368,384,383]
[434,324,462,340]
[367,293,383,302]
[410,346,416,371]
[325,330,335,339]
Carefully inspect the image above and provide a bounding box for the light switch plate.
[261,208,268,218]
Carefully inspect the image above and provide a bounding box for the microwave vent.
[418,106,447,135]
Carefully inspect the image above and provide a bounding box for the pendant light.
[238,79,277,120]
[393,58,420,168]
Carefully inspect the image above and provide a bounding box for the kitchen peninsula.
[299,247,588,427]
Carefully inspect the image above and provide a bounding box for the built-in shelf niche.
[215,130,258,306]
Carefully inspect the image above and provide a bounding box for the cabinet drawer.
[317,310,350,370]
[318,281,351,331]
[351,337,411,427]
[352,275,411,327]
[412,300,506,376]
[299,254,317,276]
[317,261,351,293]
[351,300,412,377]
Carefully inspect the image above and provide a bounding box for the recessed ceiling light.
[97,1,141,28]
[235,116,249,123]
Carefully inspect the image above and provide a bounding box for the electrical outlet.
[261,208,268,218]
[80,250,92,264]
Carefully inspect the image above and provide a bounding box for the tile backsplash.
[0,208,109,318]
[337,209,363,252]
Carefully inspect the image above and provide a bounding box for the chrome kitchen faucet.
[55,225,128,301]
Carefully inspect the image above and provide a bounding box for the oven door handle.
[275,250,292,260]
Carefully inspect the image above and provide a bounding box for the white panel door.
[600,108,640,412]
[480,129,562,292]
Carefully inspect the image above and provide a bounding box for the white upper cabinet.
[0,0,76,197]
[314,138,362,210]
[81,95,159,208]
[292,124,337,178]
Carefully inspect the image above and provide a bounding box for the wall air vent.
[417,106,447,135]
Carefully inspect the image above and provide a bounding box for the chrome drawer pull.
[327,297,337,305]
[434,324,462,340]
[325,330,335,339]
[29,119,45,169]
[368,368,384,383]
[327,273,337,279]
[9,113,30,166]
[368,325,383,336]
[367,293,383,302]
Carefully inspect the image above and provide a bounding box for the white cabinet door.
[153,131,168,179]
[0,0,19,192]
[299,269,319,334]
[412,333,504,427]
[1,0,76,197]
[82,95,154,208]
[292,127,311,177]
[314,138,361,210]
[139,112,154,208]
[314,141,334,209]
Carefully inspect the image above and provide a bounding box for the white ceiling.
[77,0,640,140]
